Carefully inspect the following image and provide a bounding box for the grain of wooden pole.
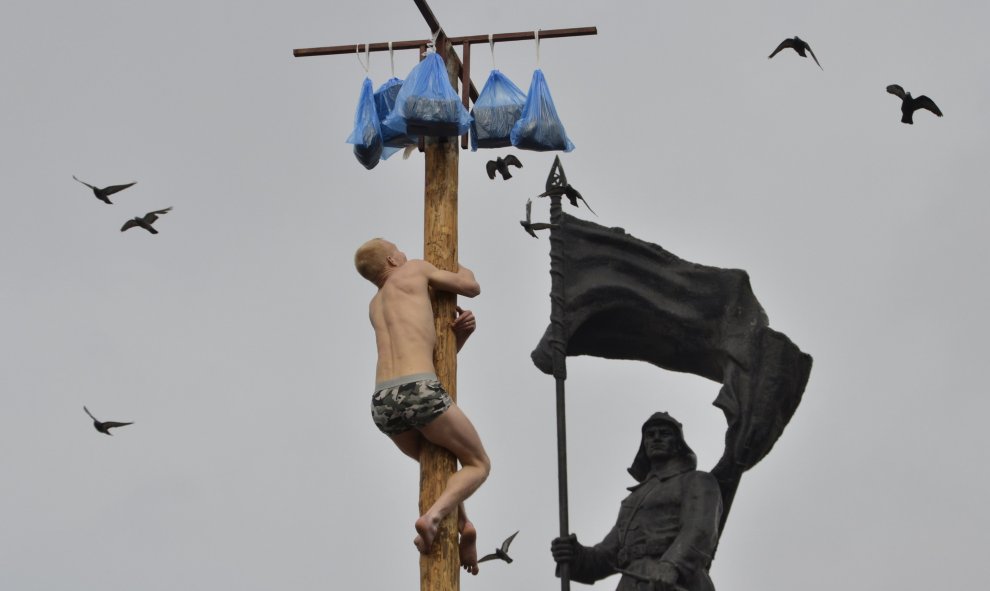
[419,37,461,591]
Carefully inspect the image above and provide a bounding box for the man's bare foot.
[459,520,479,575]
[414,514,439,554]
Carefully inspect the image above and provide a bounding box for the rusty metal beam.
[292,26,597,58]
[413,0,443,36]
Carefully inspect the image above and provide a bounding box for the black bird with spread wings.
[477,530,519,564]
[537,155,596,215]
[886,84,943,124]
[520,198,557,238]
[768,36,823,70]
[486,154,523,180]
[73,176,137,205]
[121,207,173,234]
[538,183,596,215]
[83,406,133,435]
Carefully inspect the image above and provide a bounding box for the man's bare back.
[355,238,489,574]
[371,259,447,382]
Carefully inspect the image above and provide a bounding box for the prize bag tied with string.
[347,77,383,169]
[470,35,527,150]
[374,42,417,157]
[346,45,384,169]
[382,34,472,138]
[510,30,575,152]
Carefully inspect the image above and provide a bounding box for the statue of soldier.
[551,412,723,591]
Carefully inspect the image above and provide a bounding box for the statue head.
[627,412,697,482]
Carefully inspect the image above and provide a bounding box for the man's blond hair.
[355,238,389,285]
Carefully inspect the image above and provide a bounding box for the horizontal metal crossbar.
[292,26,597,58]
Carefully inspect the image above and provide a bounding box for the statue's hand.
[656,562,679,591]
[550,534,579,563]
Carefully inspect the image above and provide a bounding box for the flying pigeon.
[886,84,943,124]
[121,207,173,234]
[538,183,596,216]
[768,36,823,70]
[83,406,133,435]
[519,198,556,238]
[73,176,137,204]
[477,530,519,564]
[486,155,523,180]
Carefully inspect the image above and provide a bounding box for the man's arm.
[452,307,476,352]
[422,261,481,298]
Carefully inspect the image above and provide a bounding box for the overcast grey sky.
[2,1,989,590]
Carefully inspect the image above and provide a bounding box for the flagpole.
[547,183,570,591]
[554,375,569,591]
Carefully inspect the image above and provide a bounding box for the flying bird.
[886,84,943,124]
[538,183,596,216]
[486,154,523,180]
[121,207,173,234]
[477,530,519,564]
[768,36,823,70]
[73,176,137,204]
[520,198,557,238]
[83,406,133,435]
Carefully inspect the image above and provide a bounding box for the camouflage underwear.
[371,373,452,436]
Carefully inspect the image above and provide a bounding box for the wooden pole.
[419,37,461,591]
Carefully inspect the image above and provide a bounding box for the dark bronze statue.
[551,412,722,591]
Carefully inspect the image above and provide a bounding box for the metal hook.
[425,29,440,54]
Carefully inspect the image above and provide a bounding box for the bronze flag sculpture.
[532,158,812,535]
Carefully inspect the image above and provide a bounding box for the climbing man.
[354,237,491,575]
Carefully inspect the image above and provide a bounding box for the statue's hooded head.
[627,412,697,483]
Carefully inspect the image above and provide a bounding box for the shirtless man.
[354,237,492,576]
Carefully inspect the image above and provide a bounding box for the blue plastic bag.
[383,52,472,137]
[510,69,575,152]
[374,77,418,156]
[470,70,527,151]
[346,77,383,169]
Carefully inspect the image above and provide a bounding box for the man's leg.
[390,425,481,574]
[389,429,422,461]
[413,403,490,557]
